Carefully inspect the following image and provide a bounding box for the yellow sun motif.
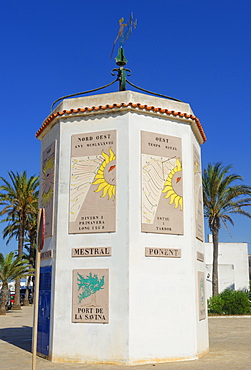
[42,188,53,207]
[92,148,116,199]
[41,156,55,207]
[162,158,183,210]
[194,161,199,174]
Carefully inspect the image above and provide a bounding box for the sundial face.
[41,156,55,208]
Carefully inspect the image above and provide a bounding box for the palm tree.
[1,211,38,306]
[0,171,39,309]
[202,163,251,296]
[1,214,19,244]
[0,252,33,315]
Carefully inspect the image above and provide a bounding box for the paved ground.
[0,306,250,369]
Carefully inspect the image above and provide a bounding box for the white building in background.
[0,280,29,292]
[205,235,249,300]
[248,255,251,281]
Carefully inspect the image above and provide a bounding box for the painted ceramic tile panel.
[198,271,206,320]
[69,130,116,233]
[72,269,109,323]
[141,131,183,234]
[193,145,204,241]
[41,141,56,238]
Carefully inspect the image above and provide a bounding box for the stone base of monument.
[36,91,209,365]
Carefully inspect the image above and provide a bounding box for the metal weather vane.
[50,13,182,111]
[109,13,137,91]
[110,13,137,59]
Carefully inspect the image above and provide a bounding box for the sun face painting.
[69,130,116,234]
[41,141,56,238]
[162,158,183,210]
[92,148,116,199]
[41,156,55,208]
[193,145,204,241]
[141,131,183,235]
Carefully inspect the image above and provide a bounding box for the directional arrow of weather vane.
[110,12,137,59]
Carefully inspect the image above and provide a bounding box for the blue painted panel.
[37,266,52,357]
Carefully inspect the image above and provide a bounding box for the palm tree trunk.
[212,228,219,296]
[0,283,8,315]
[13,218,25,310]
[23,275,32,306]
[23,280,29,306]
[12,279,21,310]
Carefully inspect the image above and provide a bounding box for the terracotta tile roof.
[36,102,206,143]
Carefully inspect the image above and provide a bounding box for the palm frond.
[0,171,39,256]
[203,162,251,232]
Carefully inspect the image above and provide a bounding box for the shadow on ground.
[0,326,32,351]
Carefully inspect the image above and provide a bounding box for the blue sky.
[0,0,251,254]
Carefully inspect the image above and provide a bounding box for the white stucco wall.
[37,91,208,364]
[205,239,249,300]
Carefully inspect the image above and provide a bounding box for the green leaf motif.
[77,272,105,303]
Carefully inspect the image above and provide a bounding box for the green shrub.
[208,294,224,315]
[208,289,251,315]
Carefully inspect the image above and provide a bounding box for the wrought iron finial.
[111,47,131,91]
[115,47,128,66]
